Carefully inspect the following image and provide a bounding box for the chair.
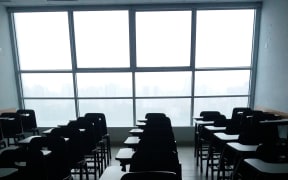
[49,127,89,180]
[68,119,100,179]
[84,113,110,171]
[197,114,226,173]
[0,124,6,149]
[121,171,178,180]
[16,109,39,135]
[28,136,72,180]
[0,148,47,180]
[84,113,111,161]
[0,113,25,146]
[129,150,182,180]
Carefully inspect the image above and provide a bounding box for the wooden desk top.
[129,128,144,136]
[194,120,214,125]
[17,135,41,145]
[124,136,140,145]
[245,158,288,174]
[99,166,126,180]
[204,126,226,131]
[115,148,134,161]
[0,168,18,178]
[214,133,239,141]
[227,142,258,152]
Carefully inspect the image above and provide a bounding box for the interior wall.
[0,6,19,110]
[254,0,288,113]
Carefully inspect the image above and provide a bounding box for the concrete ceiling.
[0,0,262,7]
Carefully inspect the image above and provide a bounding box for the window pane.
[196,10,254,67]
[24,99,76,127]
[136,11,191,67]
[14,12,72,70]
[79,99,133,127]
[21,73,74,97]
[136,72,192,96]
[136,99,191,126]
[74,11,130,68]
[194,70,250,96]
[77,73,132,97]
[193,97,248,120]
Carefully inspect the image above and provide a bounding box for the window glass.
[79,99,133,127]
[194,70,250,96]
[24,99,76,127]
[136,98,191,126]
[74,11,130,68]
[193,97,249,120]
[195,10,254,67]
[135,72,192,96]
[14,12,72,70]
[21,73,74,97]
[136,11,191,67]
[77,73,132,97]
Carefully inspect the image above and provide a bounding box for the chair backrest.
[256,139,288,163]
[29,136,71,180]
[121,171,178,180]
[200,111,221,117]
[0,113,24,137]
[68,120,97,154]
[129,150,181,179]
[49,127,85,165]
[16,109,37,130]
[84,113,104,142]
[0,148,47,180]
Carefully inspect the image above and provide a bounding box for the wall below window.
[0,6,19,109]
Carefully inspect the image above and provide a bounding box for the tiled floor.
[109,145,215,180]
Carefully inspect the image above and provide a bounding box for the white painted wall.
[254,0,288,113]
[0,6,19,110]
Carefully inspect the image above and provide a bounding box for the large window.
[11,5,259,127]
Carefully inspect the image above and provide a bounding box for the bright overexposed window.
[136,11,191,67]
[14,12,72,70]
[135,72,192,97]
[193,97,249,119]
[79,99,133,127]
[195,10,255,68]
[77,73,132,97]
[136,98,191,126]
[21,73,74,97]
[194,70,250,96]
[25,99,76,127]
[74,11,130,68]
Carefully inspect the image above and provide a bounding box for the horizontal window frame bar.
[7,2,262,13]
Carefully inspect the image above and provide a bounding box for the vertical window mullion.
[68,10,79,117]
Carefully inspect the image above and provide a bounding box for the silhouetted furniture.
[28,136,72,180]
[0,113,25,146]
[68,119,100,179]
[0,148,47,180]
[16,109,39,135]
[84,113,111,166]
[49,127,89,180]
[0,124,6,149]
[121,171,178,180]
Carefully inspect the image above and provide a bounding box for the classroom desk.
[129,128,144,137]
[234,158,288,179]
[0,168,19,179]
[193,119,214,158]
[99,166,126,180]
[124,136,140,150]
[115,148,134,171]
[217,142,258,179]
[136,122,146,129]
